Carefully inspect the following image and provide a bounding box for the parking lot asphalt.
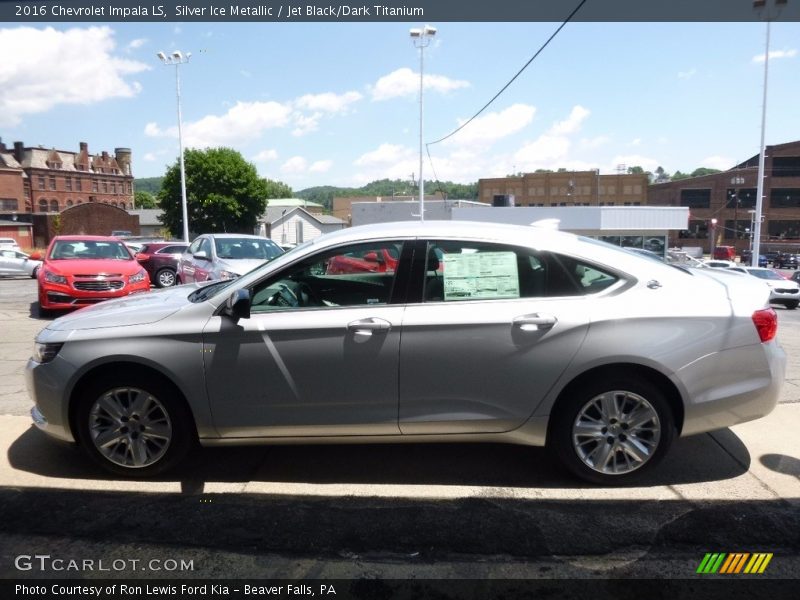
[0,275,799,580]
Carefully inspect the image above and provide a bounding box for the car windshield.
[188,279,238,303]
[50,240,132,260]
[214,238,283,260]
[747,269,783,281]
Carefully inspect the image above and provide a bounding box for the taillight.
[752,308,778,343]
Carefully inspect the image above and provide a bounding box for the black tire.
[787,301,799,311]
[154,268,177,288]
[73,372,196,477]
[31,266,39,279]
[549,375,676,484]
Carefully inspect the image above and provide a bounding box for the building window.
[50,199,59,212]
[770,188,800,209]
[767,220,800,240]
[66,199,74,207]
[92,180,98,192]
[111,182,117,194]
[76,199,83,204]
[0,199,19,210]
[726,188,757,209]
[38,199,48,212]
[48,176,56,190]
[38,176,45,190]
[723,219,751,240]
[679,219,709,239]
[680,189,711,209]
[126,183,132,194]
[65,177,72,192]
[772,156,800,178]
[76,178,82,192]
[102,180,108,193]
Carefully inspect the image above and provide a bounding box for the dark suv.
[135,242,189,287]
[773,253,798,269]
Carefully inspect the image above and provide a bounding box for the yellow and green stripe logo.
[696,553,773,574]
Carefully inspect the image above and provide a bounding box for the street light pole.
[157,50,192,243]
[751,0,788,266]
[731,175,745,255]
[410,25,437,222]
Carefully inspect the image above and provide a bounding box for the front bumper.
[25,357,76,443]
[39,280,150,310]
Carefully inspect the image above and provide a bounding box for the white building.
[257,206,346,246]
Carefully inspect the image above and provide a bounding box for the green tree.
[671,170,691,181]
[134,176,164,195]
[690,167,722,178]
[158,148,291,236]
[654,166,670,183]
[627,166,645,174]
[134,191,158,209]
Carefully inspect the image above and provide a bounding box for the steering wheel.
[266,282,320,307]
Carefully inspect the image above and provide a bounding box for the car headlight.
[44,270,67,284]
[32,342,63,364]
[128,269,148,284]
[219,270,239,280]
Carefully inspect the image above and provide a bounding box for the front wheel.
[549,377,675,484]
[74,374,195,477]
[786,301,799,311]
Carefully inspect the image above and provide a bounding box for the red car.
[134,241,189,288]
[326,247,400,274]
[37,235,151,313]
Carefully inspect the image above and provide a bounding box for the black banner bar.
[1,0,800,23]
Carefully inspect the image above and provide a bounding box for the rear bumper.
[679,340,785,437]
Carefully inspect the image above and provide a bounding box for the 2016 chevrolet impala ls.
[26,221,785,483]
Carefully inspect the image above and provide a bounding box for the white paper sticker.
[442,252,520,301]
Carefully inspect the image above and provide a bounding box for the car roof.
[52,235,123,241]
[196,233,270,239]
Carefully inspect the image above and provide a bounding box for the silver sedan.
[25,221,785,483]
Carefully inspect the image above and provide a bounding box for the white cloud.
[291,112,322,137]
[677,68,697,79]
[252,149,278,162]
[354,143,414,167]
[146,101,292,147]
[445,104,536,146]
[281,156,308,174]
[630,138,642,147]
[143,153,157,162]
[173,26,182,35]
[295,91,362,113]
[370,67,469,101]
[752,48,797,63]
[547,105,590,135]
[0,26,149,126]
[515,135,572,166]
[309,160,333,173]
[127,38,147,51]
[701,155,733,171]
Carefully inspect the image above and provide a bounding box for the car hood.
[46,285,194,331]
[45,258,143,276]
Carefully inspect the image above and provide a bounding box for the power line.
[427,0,588,147]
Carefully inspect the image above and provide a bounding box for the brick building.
[647,140,800,253]
[478,171,649,207]
[0,140,134,217]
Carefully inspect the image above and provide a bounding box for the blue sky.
[1,21,798,191]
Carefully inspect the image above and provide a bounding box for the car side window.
[249,241,404,312]
[422,241,618,302]
[198,238,212,256]
[188,239,202,254]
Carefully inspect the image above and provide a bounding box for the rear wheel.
[786,301,799,310]
[549,376,675,484]
[74,374,195,477]
[155,268,177,288]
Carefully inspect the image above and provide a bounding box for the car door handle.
[347,318,392,336]
[513,313,557,331]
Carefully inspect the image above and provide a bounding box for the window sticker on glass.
[443,252,520,300]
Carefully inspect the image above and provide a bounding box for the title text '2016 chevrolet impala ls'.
[26,222,785,483]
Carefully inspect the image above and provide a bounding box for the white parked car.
[729,266,800,310]
[0,237,22,251]
[0,248,41,278]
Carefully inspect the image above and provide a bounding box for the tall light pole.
[157,50,192,243]
[751,0,788,266]
[410,24,436,222]
[730,175,745,255]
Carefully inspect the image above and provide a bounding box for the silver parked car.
[177,233,283,283]
[729,266,800,310]
[0,248,42,278]
[26,222,785,483]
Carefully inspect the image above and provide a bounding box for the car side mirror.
[224,288,251,322]
[30,251,42,261]
[194,250,210,261]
